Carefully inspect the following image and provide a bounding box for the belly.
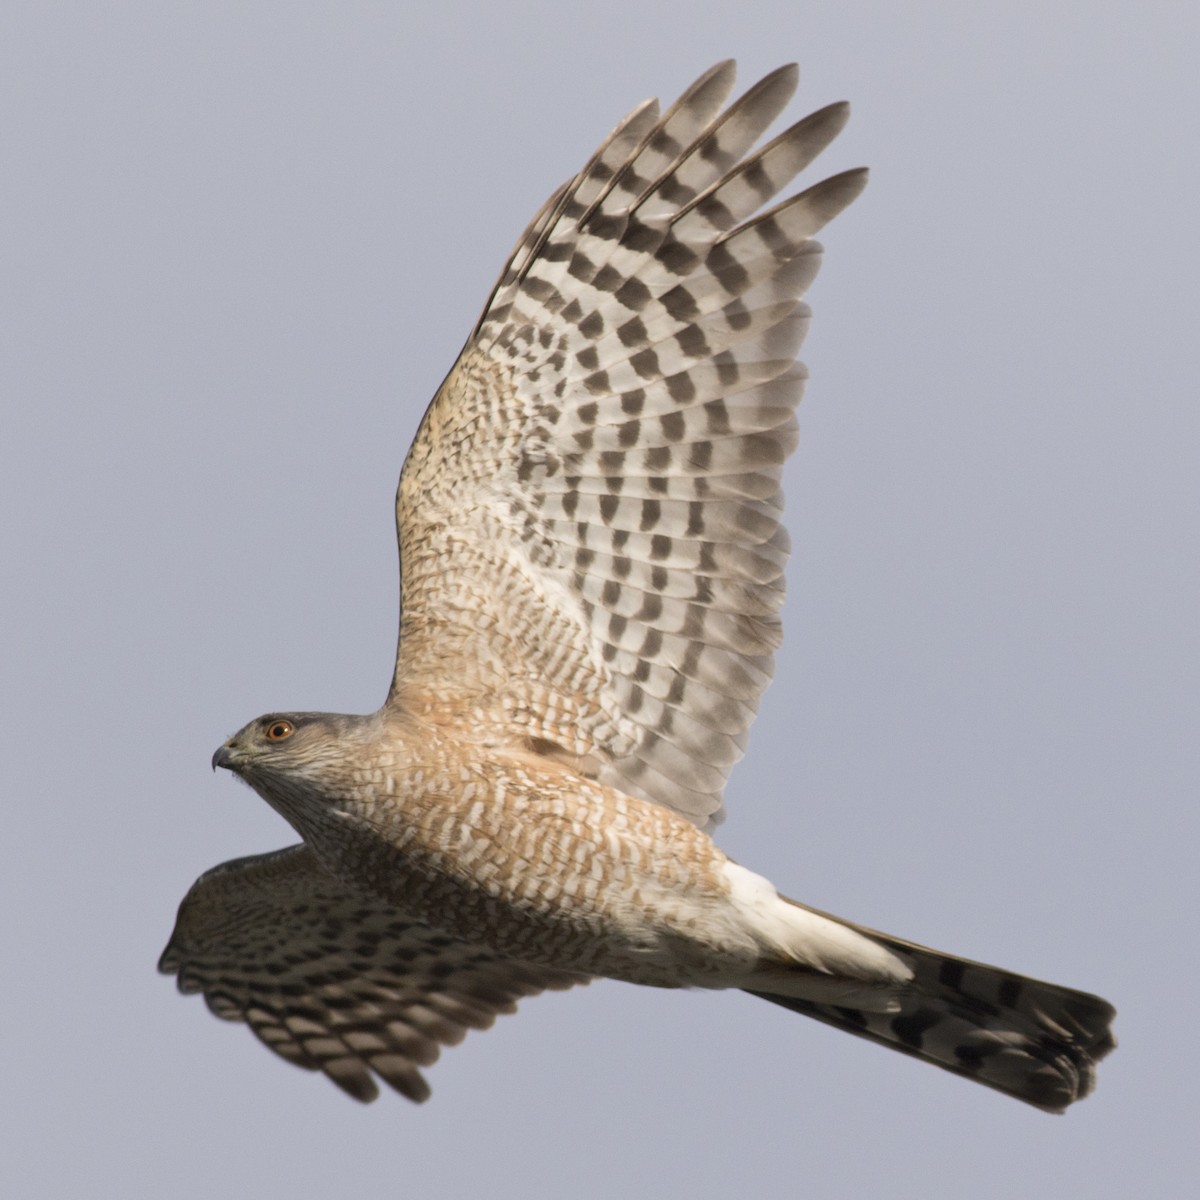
[307,759,762,987]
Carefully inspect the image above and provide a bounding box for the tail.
[745,903,1115,1113]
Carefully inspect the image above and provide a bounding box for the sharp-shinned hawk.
[160,61,1115,1111]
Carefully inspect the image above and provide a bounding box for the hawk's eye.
[265,720,295,742]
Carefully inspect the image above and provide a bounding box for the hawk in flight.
[161,61,1114,1111]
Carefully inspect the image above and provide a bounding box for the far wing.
[159,845,585,1102]
[391,62,865,828]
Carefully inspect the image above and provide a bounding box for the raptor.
[161,61,1115,1111]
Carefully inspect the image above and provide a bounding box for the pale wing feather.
[391,64,866,827]
[159,846,584,1103]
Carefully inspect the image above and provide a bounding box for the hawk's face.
[212,711,375,830]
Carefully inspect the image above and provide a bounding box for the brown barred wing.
[159,845,585,1102]
[391,62,865,829]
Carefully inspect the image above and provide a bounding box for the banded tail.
[747,903,1115,1113]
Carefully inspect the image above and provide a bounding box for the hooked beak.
[211,743,237,772]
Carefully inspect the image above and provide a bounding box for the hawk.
[161,61,1115,1111]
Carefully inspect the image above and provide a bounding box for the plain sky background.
[3,2,1197,1197]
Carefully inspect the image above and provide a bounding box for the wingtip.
[696,58,738,85]
[740,62,800,110]
[828,165,870,205]
[822,98,852,124]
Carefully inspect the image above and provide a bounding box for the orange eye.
[265,720,295,742]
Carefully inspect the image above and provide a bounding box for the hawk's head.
[212,711,378,829]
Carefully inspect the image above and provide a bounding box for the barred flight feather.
[391,61,865,826]
[160,846,584,1103]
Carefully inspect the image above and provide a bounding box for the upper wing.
[390,62,865,829]
[159,845,585,1103]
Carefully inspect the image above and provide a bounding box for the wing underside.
[391,62,865,828]
[159,845,585,1102]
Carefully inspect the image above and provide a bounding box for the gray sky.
[3,2,1196,1197]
